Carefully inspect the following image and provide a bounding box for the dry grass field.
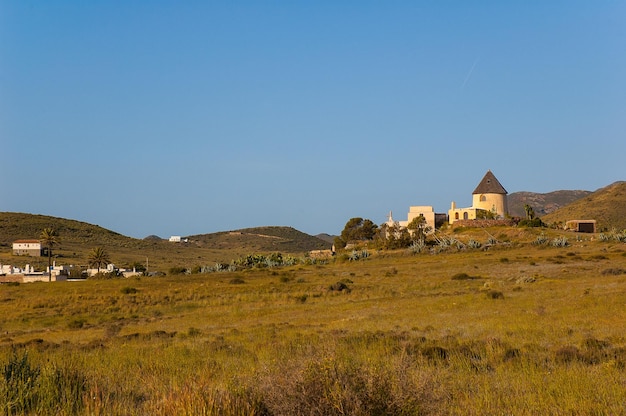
[1,227,626,415]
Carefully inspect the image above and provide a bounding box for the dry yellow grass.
[1,229,625,414]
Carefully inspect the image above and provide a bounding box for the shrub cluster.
[451,273,481,280]
[195,252,324,274]
[599,231,626,242]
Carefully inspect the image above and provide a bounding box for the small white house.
[169,236,181,242]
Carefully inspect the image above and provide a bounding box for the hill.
[0,213,331,271]
[315,233,336,244]
[0,212,135,248]
[186,226,331,253]
[508,190,591,218]
[541,181,626,231]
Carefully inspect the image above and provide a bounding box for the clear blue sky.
[1,1,624,238]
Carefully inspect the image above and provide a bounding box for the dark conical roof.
[472,170,508,195]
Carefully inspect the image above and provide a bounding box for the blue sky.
[1,1,624,238]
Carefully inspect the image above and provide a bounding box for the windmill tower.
[471,170,508,218]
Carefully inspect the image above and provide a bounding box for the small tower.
[471,170,508,218]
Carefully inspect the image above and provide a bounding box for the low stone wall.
[452,219,516,228]
[309,249,334,259]
[0,275,23,283]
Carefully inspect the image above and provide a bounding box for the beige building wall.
[387,206,436,234]
[471,193,508,218]
[398,206,435,233]
[448,205,479,224]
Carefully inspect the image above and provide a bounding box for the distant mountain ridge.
[508,189,592,218]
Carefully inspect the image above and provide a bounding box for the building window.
[463,212,469,220]
[480,195,487,202]
[455,213,459,220]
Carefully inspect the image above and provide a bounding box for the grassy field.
[1,227,626,415]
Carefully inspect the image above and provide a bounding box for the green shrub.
[519,218,544,227]
[67,318,86,329]
[385,267,398,277]
[451,273,480,280]
[601,268,626,275]
[187,327,202,337]
[329,282,351,292]
[486,290,504,299]
[168,266,188,275]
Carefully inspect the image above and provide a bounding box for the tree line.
[334,216,432,251]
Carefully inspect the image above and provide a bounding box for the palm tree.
[88,247,111,275]
[40,228,58,282]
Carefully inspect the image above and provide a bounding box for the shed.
[565,220,596,233]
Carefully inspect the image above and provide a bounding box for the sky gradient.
[2,2,625,238]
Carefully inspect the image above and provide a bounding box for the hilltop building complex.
[388,170,509,231]
[448,170,509,224]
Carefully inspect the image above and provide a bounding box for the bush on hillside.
[518,218,545,228]
[168,266,188,275]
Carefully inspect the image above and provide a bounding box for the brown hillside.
[540,181,626,231]
[0,213,330,272]
[187,226,330,253]
[508,190,591,217]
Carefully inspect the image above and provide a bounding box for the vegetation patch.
[601,268,626,275]
[329,281,351,292]
[451,273,481,280]
[485,290,504,299]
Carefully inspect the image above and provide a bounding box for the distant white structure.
[169,236,188,243]
[85,263,142,278]
[0,262,67,282]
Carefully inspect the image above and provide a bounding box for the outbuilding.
[565,220,596,233]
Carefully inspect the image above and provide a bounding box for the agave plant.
[551,236,569,247]
[348,250,361,261]
[532,233,549,245]
[409,240,426,254]
[467,239,482,249]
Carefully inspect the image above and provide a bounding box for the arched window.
[480,195,487,202]
[463,212,469,220]
[455,212,459,220]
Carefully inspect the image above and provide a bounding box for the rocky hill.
[540,181,626,231]
[508,190,591,218]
